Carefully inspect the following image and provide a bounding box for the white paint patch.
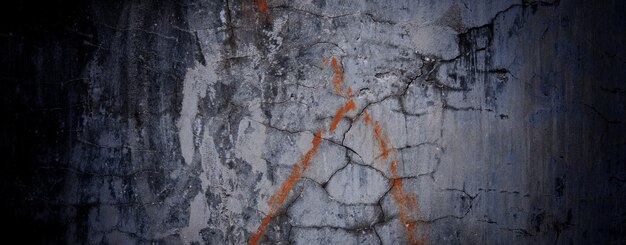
[234,115,280,213]
[180,192,210,243]
[175,126,219,244]
[199,124,219,191]
[219,9,226,25]
[235,117,267,173]
[177,61,217,165]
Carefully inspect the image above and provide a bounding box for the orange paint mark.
[390,170,423,245]
[257,0,268,13]
[330,57,343,94]
[251,49,425,243]
[389,155,398,174]
[390,161,423,245]
[372,121,389,159]
[301,129,324,170]
[267,163,300,208]
[363,112,371,123]
[242,0,270,21]
[363,111,425,245]
[329,99,355,132]
[250,129,323,245]
[248,215,272,245]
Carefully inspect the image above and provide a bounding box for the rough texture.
[291,226,380,245]
[326,164,390,204]
[2,0,626,244]
[288,180,383,229]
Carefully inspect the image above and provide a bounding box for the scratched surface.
[1,0,625,244]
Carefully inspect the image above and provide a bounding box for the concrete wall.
[2,0,625,244]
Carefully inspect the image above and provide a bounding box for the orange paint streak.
[372,121,389,159]
[301,129,324,170]
[267,163,300,208]
[363,112,371,123]
[330,57,343,94]
[346,99,356,112]
[389,155,398,174]
[250,130,323,245]
[390,169,422,245]
[329,99,355,132]
[363,111,425,245]
[248,215,272,245]
[257,0,268,13]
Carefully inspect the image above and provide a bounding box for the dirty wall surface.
[1,0,625,244]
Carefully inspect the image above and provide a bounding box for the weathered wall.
[2,0,625,244]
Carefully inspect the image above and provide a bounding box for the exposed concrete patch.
[287,180,382,229]
[325,163,390,204]
[180,191,210,243]
[291,226,380,245]
[411,25,460,60]
[303,141,348,184]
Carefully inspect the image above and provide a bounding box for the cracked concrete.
[326,163,390,204]
[2,0,625,244]
[288,179,383,230]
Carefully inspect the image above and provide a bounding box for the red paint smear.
[330,57,343,94]
[250,129,323,245]
[329,99,355,132]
